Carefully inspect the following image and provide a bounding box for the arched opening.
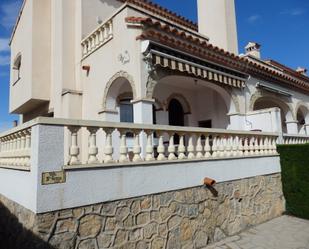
[168,98,185,144]
[103,75,135,123]
[253,97,293,133]
[296,105,309,134]
[152,75,235,129]
[168,98,185,127]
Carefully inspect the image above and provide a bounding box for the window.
[119,98,133,123]
[13,53,22,84]
[199,120,212,128]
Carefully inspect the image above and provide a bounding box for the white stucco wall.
[10,0,33,113]
[38,155,281,213]
[82,0,123,38]
[10,0,51,115]
[81,8,144,122]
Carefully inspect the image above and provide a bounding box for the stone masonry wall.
[0,173,285,249]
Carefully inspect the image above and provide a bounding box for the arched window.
[13,53,22,84]
[119,97,133,123]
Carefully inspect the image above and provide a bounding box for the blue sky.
[0,0,308,131]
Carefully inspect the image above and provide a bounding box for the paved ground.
[205,216,309,249]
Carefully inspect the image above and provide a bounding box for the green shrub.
[277,144,309,219]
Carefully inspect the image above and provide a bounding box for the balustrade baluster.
[24,129,31,167]
[178,133,187,160]
[20,130,27,166]
[157,132,166,161]
[145,130,155,162]
[254,137,260,155]
[212,136,218,157]
[187,134,195,159]
[204,135,211,158]
[259,137,265,155]
[225,136,232,157]
[168,132,177,160]
[217,137,224,158]
[104,24,109,39]
[91,35,96,50]
[132,130,143,162]
[16,132,22,165]
[16,133,21,151]
[82,42,88,55]
[87,127,99,164]
[243,137,249,156]
[265,137,270,155]
[249,137,255,155]
[196,134,204,159]
[68,126,81,165]
[272,138,277,154]
[237,136,244,156]
[103,128,114,163]
[99,27,104,43]
[231,136,238,157]
[108,21,113,38]
[119,130,129,163]
[95,32,100,47]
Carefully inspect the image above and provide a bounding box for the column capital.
[130,98,155,104]
[285,120,298,124]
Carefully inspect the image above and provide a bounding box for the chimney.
[296,67,307,76]
[197,0,239,54]
[245,42,261,59]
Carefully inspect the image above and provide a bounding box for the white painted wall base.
[37,156,280,213]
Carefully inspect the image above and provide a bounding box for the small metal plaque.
[42,171,66,185]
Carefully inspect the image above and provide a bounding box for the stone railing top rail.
[1,117,279,138]
[283,133,309,138]
[0,119,37,139]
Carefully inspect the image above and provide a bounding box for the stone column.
[132,99,154,158]
[304,124,309,135]
[227,113,244,130]
[99,109,120,160]
[286,121,298,135]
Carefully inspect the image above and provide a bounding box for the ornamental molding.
[102,71,137,110]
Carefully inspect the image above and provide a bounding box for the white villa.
[0,0,308,248]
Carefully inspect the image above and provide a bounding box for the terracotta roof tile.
[120,0,198,31]
[127,16,309,92]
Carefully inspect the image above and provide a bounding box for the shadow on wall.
[0,203,54,249]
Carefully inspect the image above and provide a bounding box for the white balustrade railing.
[282,134,309,145]
[61,120,279,167]
[0,127,31,168]
[81,18,113,59]
[0,117,282,170]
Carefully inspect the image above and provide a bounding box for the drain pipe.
[203,177,216,187]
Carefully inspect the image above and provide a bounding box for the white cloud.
[0,1,22,30]
[0,55,10,66]
[248,14,261,23]
[0,38,9,52]
[280,8,306,16]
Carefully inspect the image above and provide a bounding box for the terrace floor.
[205,215,309,249]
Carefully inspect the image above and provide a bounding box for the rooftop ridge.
[120,0,198,31]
